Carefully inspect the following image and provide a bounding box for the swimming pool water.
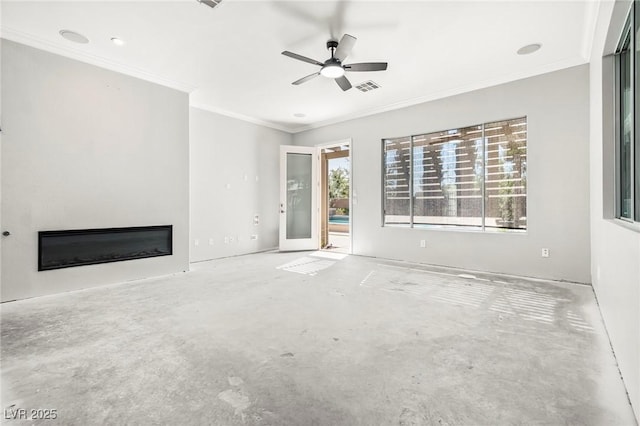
[329,215,349,224]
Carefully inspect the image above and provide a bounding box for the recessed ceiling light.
[59,30,89,44]
[293,113,306,118]
[517,43,542,55]
[111,37,125,46]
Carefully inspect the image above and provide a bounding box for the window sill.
[382,223,527,235]
[611,218,640,233]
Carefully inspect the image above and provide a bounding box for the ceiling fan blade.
[335,75,352,91]
[344,62,388,72]
[334,34,356,62]
[292,72,320,85]
[282,51,324,67]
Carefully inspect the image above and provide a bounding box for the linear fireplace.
[38,225,173,271]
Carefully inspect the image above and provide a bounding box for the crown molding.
[289,55,589,134]
[189,102,294,134]
[581,0,602,62]
[1,27,197,93]
[1,27,296,133]
[2,26,590,136]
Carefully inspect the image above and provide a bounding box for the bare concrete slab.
[1,252,636,425]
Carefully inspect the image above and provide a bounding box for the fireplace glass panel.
[38,225,172,271]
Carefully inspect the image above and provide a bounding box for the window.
[383,137,411,224]
[484,118,528,229]
[615,3,640,222]
[382,117,527,231]
[412,125,484,227]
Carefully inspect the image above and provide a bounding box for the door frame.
[317,138,352,255]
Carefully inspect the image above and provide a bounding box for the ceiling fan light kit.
[282,34,388,91]
[320,64,345,78]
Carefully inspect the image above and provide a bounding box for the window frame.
[381,117,528,232]
[615,3,639,224]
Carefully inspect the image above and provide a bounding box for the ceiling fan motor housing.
[327,40,339,50]
[324,58,341,67]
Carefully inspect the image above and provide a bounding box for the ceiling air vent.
[197,0,222,9]
[355,80,381,92]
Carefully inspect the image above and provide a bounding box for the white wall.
[1,40,190,302]
[189,107,290,262]
[0,3,4,301]
[293,65,591,283]
[590,1,640,419]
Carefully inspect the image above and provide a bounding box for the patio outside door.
[279,145,319,251]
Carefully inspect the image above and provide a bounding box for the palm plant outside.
[329,166,349,215]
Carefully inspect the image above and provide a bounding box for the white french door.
[279,145,319,251]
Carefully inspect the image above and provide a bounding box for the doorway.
[320,141,351,254]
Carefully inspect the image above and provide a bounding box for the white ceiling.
[1,0,599,133]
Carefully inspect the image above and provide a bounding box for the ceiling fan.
[282,34,388,91]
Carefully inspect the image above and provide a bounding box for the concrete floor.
[326,232,350,254]
[1,251,636,425]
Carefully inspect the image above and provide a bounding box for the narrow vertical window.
[383,137,411,225]
[484,117,528,230]
[616,3,639,223]
[635,2,640,221]
[619,26,633,219]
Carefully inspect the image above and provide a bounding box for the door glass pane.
[620,31,633,219]
[484,117,527,230]
[286,153,312,239]
[412,125,483,228]
[383,137,411,224]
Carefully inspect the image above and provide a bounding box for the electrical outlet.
[420,240,426,248]
[194,239,199,246]
[253,214,259,225]
[541,248,550,258]
[224,237,229,244]
[209,238,214,246]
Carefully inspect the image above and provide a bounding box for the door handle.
[2,231,10,236]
